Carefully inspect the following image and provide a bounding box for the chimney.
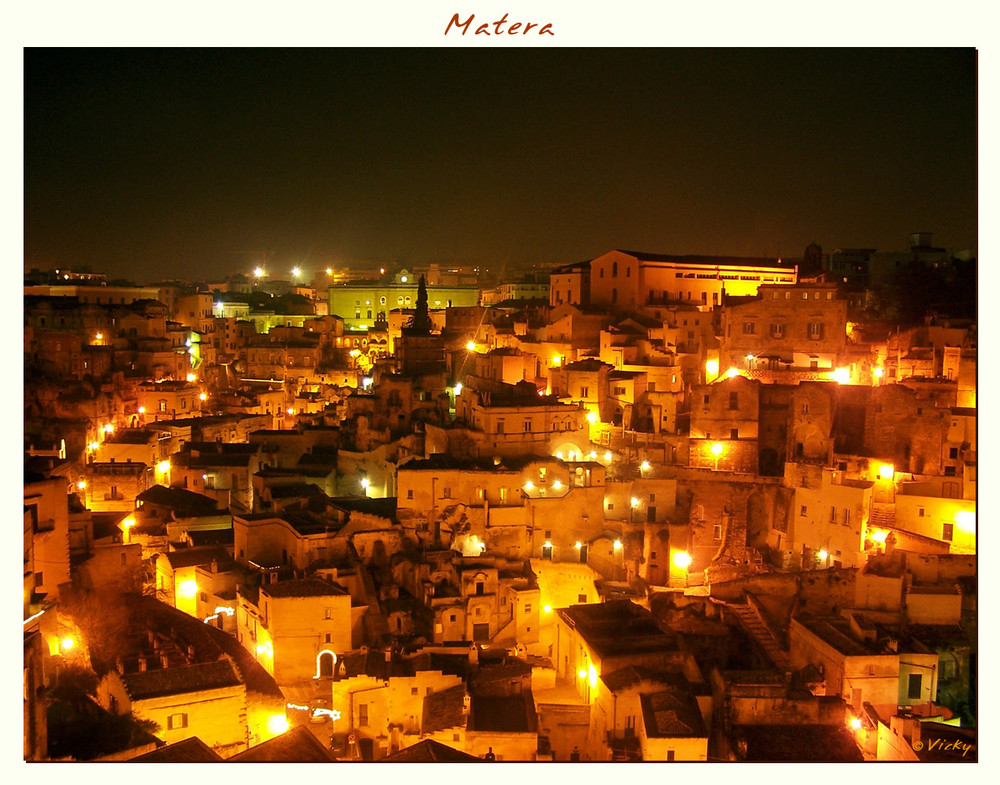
[210,559,218,574]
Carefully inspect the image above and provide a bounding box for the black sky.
[23,48,977,282]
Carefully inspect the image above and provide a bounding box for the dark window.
[476,582,485,595]
[908,674,922,700]
[729,392,739,409]
[730,429,739,440]
[358,704,368,726]
[578,594,587,603]
[942,523,954,541]
[949,447,958,459]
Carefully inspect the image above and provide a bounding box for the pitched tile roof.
[381,739,481,762]
[422,683,468,734]
[121,659,242,700]
[227,725,337,762]
[130,737,224,762]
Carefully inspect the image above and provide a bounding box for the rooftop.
[120,659,242,700]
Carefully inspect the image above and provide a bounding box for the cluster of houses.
[23,237,976,762]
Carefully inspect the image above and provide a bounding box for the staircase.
[727,603,791,670]
[869,502,896,530]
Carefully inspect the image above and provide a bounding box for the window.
[476,582,485,596]
[578,594,588,603]
[407,489,414,500]
[524,604,531,613]
[703,395,710,405]
[649,493,656,503]
[729,392,739,409]
[167,713,188,730]
[612,261,618,277]
[411,687,419,695]
[942,523,954,542]
[611,288,617,303]
[730,428,739,440]
[771,323,785,338]
[800,505,807,517]
[944,466,956,476]
[442,487,451,498]
[743,321,757,335]
[949,447,958,459]
[496,420,505,434]
[801,403,809,414]
[325,608,333,619]
[159,400,167,412]
[667,750,675,762]
[449,614,457,622]
[325,633,332,643]
[808,322,823,339]
[626,267,631,278]
[844,509,851,527]
[580,386,589,398]
[358,704,368,726]
[908,674,922,700]
[830,506,837,523]
[523,420,532,432]
[714,524,722,542]
[476,487,485,501]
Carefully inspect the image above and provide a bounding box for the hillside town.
[23,234,977,762]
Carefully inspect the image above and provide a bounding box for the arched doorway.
[316,650,337,679]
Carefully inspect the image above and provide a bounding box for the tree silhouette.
[408,275,433,333]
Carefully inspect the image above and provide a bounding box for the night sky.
[24,48,977,282]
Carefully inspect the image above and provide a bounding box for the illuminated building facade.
[588,250,797,313]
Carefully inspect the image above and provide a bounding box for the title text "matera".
[445,14,554,36]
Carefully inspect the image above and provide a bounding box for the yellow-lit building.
[237,577,357,684]
[328,269,480,331]
[588,250,797,313]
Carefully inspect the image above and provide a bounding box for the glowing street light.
[587,411,598,424]
[574,541,582,549]
[711,441,724,471]
[672,551,692,570]
[291,266,301,278]
[613,539,622,550]
[630,496,640,508]
[77,480,86,490]
[523,481,535,491]
[199,392,208,401]
[186,372,197,382]
[878,464,895,480]
[817,549,829,562]
[726,367,740,378]
[138,406,145,415]
[453,382,463,395]
[604,451,613,462]
[157,460,171,474]
[543,604,552,614]
[850,718,863,731]
[253,266,264,278]
[360,478,371,490]
[552,480,563,490]
[466,341,476,351]
[873,367,884,378]
[706,359,719,378]
[178,579,198,599]
[326,267,333,275]
[640,460,651,472]
[95,333,103,341]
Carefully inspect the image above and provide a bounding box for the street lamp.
[711,442,724,470]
